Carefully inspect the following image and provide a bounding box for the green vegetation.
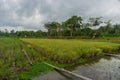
[0,38,52,80]
[0,38,120,79]
[22,38,120,64]
[1,15,120,38]
[16,62,53,80]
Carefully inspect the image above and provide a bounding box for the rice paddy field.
[22,38,120,63]
[0,38,120,80]
[0,38,52,80]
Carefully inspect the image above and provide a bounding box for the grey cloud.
[0,0,120,30]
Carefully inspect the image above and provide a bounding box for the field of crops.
[0,38,51,80]
[1,38,120,80]
[22,38,120,63]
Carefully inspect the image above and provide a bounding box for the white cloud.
[0,0,120,30]
[21,9,44,26]
[0,26,24,32]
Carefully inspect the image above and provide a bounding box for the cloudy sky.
[0,0,120,31]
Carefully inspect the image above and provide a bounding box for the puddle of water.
[33,56,120,80]
[74,57,120,80]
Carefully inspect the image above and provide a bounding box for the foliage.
[0,38,120,79]
[0,15,120,38]
[0,38,47,79]
[22,38,120,63]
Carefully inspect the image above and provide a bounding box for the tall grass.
[22,38,120,63]
[0,38,50,80]
[1,38,120,79]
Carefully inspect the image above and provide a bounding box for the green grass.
[22,38,120,63]
[0,38,51,80]
[1,38,120,80]
[16,62,53,80]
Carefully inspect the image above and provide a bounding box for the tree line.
[0,15,120,38]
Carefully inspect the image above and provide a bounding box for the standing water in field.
[33,56,120,80]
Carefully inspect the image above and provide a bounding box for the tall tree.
[44,22,52,37]
[44,22,61,37]
[114,24,120,35]
[63,15,83,37]
[50,22,59,37]
[88,17,102,38]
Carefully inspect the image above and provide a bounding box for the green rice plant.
[22,38,120,63]
[0,38,47,79]
[1,38,120,79]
